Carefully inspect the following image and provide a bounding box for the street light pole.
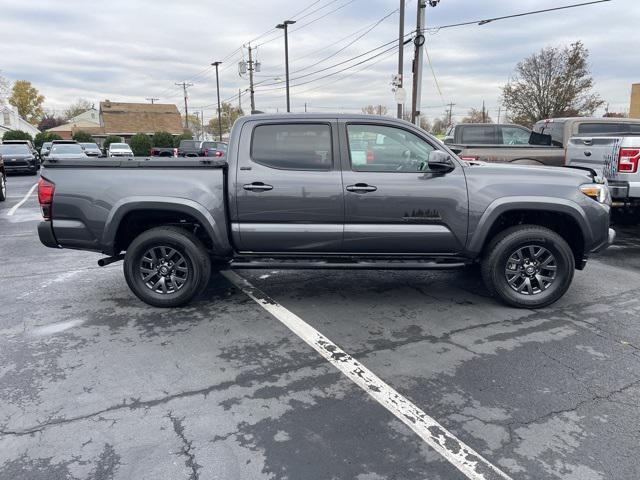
[276,20,296,112]
[397,0,405,119]
[211,61,223,141]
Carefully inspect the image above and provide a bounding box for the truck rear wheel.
[0,174,6,201]
[481,225,574,309]
[123,226,211,308]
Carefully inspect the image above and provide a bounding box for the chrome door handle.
[346,184,377,193]
[243,182,273,192]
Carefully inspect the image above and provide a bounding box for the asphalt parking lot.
[1,173,640,480]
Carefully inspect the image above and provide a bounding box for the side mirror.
[428,151,455,174]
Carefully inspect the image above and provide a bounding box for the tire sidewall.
[486,228,574,308]
[0,175,6,201]
[124,229,205,307]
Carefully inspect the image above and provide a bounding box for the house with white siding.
[0,104,40,139]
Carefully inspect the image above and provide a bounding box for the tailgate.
[566,136,621,177]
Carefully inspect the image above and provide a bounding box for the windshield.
[81,143,99,149]
[50,144,85,155]
[0,145,30,155]
[43,142,52,148]
[110,143,130,149]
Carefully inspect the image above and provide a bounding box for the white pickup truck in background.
[567,135,640,221]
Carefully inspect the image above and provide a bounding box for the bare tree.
[362,104,388,115]
[502,41,604,128]
[64,99,93,120]
[461,108,493,124]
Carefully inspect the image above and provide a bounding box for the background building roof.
[100,101,183,135]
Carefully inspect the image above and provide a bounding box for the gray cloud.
[0,0,635,123]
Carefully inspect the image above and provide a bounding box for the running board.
[230,258,468,270]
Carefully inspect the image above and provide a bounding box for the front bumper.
[591,227,616,254]
[4,161,37,173]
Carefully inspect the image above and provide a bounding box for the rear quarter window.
[578,122,630,135]
[250,123,332,170]
[459,125,497,144]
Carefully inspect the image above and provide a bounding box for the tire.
[0,175,6,202]
[481,225,575,309]
[123,226,211,308]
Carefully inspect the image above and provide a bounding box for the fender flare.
[102,196,222,255]
[467,196,593,254]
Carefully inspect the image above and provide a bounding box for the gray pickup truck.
[38,114,614,309]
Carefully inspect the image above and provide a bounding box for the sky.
[0,0,637,126]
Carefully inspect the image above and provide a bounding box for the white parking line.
[7,183,38,216]
[222,271,513,480]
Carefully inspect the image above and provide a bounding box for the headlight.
[580,184,611,205]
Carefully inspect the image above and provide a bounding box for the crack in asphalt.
[504,377,640,442]
[168,411,200,480]
[2,285,640,439]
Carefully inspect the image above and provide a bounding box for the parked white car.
[107,143,134,158]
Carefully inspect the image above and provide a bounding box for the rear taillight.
[214,151,224,157]
[618,149,640,173]
[173,148,178,157]
[38,177,55,220]
[460,155,479,161]
[366,149,374,163]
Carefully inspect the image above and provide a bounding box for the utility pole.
[211,61,223,141]
[200,110,204,140]
[497,105,502,123]
[146,97,159,104]
[276,20,296,112]
[247,45,256,113]
[482,100,486,123]
[175,82,194,129]
[238,89,242,112]
[304,102,307,113]
[447,102,455,126]
[397,0,405,119]
[411,0,440,126]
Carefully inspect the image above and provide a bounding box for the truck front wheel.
[123,226,211,308]
[481,225,575,309]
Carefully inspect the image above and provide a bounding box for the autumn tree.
[362,105,388,115]
[207,103,244,138]
[38,114,65,131]
[9,80,45,124]
[183,114,202,134]
[64,99,92,120]
[461,108,492,124]
[502,41,604,128]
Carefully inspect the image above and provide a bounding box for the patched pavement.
[1,174,640,479]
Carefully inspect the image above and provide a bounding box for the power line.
[426,0,611,33]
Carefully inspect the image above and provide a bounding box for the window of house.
[251,123,332,170]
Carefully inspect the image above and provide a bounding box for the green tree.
[130,133,152,156]
[103,135,122,151]
[206,103,244,138]
[8,80,45,124]
[34,132,63,149]
[72,131,93,143]
[502,41,604,128]
[174,131,193,148]
[152,131,174,148]
[2,130,33,142]
[64,99,92,120]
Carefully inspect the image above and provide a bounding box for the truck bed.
[39,157,230,256]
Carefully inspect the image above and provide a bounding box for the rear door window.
[459,125,497,144]
[500,126,531,145]
[251,123,332,170]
